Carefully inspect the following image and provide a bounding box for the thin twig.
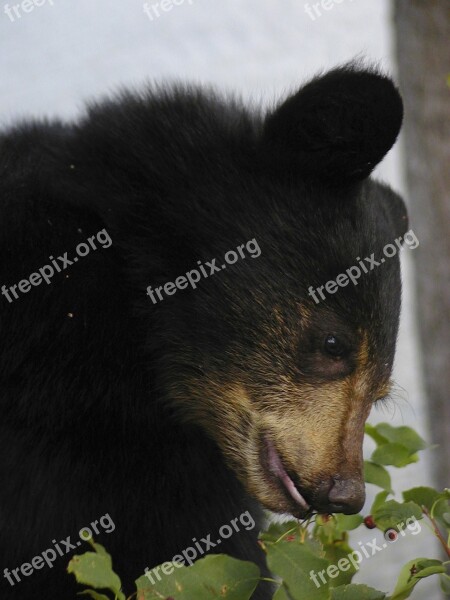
[422,505,450,559]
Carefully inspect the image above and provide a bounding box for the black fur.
[0,64,406,599]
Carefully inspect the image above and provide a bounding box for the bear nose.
[316,477,365,515]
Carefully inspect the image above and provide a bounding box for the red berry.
[385,528,398,542]
[364,515,376,529]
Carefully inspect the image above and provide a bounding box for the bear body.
[0,65,407,599]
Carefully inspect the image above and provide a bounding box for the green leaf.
[371,443,418,467]
[303,536,325,557]
[373,500,422,532]
[371,491,390,514]
[334,514,364,533]
[265,541,330,600]
[67,547,124,600]
[135,554,260,600]
[390,558,446,600]
[440,573,450,595]
[273,585,294,600]
[322,540,357,587]
[374,424,427,454]
[402,486,442,511]
[442,488,450,499]
[79,592,111,600]
[431,497,450,531]
[365,423,389,446]
[364,461,392,492]
[88,542,110,557]
[314,514,341,545]
[331,583,386,599]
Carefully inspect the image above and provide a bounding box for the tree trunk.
[394,0,450,488]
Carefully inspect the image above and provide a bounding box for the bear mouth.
[261,435,311,514]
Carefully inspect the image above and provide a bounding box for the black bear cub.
[0,64,407,599]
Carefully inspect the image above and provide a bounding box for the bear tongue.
[266,437,310,511]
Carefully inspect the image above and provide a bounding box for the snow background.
[0,0,441,597]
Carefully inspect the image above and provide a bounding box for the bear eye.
[323,334,346,358]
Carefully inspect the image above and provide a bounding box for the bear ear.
[261,63,403,184]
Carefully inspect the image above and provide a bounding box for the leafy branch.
[67,423,450,600]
